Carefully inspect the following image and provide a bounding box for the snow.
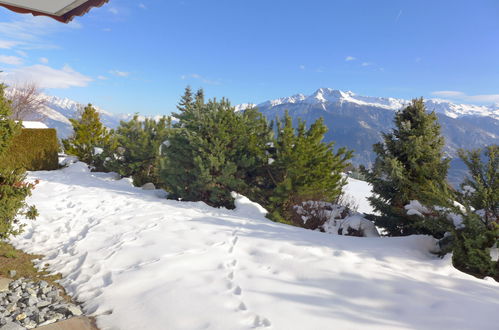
[20,121,49,129]
[405,200,430,217]
[343,176,375,214]
[9,163,499,330]
[338,215,380,237]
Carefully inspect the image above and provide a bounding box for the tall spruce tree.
[267,111,352,223]
[364,98,453,236]
[0,83,37,239]
[104,115,172,186]
[62,104,111,166]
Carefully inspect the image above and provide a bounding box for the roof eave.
[0,0,109,23]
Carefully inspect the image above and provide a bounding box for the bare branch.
[7,82,47,121]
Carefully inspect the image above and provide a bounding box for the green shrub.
[0,83,37,239]
[266,112,353,223]
[0,128,58,171]
[62,104,112,167]
[452,211,498,279]
[161,88,271,209]
[104,115,172,187]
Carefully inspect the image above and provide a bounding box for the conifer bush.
[0,83,37,239]
[266,111,353,223]
[363,98,454,236]
[161,88,271,208]
[103,115,172,186]
[451,145,499,280]
[62,104,112,168]
[160,88,352,223]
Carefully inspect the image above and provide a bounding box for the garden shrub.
[0,128,58,171]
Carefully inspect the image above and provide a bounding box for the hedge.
[0,128,59,171]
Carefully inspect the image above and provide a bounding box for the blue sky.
[1,0,498,115]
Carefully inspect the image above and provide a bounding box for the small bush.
[0,128,58,171]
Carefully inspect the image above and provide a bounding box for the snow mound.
[231,192,268,220]
[338,215,380,237]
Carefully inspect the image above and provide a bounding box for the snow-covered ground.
[10,163,499,330]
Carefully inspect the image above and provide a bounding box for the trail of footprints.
[225,229,272,328]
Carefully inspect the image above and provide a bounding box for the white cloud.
[345,56,356,61]
[97,75,108,80]
[0,16,80,42]
[361,62,372,66]
[1,64,92,89]
[139,3,147,9]
[0,40,20,49]
[181,73,220,85]
[109,70,130,77]
[39,57,49,64]
[0,55,23,65]
[109,7,119,15]
[431,91,465,98]
[16,50,28,57]
[0,16,81,51]
[431,90,499,104]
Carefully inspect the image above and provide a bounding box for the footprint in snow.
[233,286,242,295]
[253,315,272,328]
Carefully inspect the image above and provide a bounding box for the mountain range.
[16,87,499,185]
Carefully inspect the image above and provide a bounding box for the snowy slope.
[10,164,499,330]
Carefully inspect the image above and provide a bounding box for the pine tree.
[449,145,499,280]
[0,83,37,239]
[267,111,352,222]
[364,98,454,236]
[104,115,172,186]
[458,145,498,225]
[451,211,498,279]
[160,90,271,208]
[62,104,111,166]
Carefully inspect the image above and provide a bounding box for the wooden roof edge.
[0,0,109,23]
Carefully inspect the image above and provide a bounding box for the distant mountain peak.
[253,88,498,120]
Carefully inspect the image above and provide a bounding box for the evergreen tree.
[160,90,271,208]
[449,145,499,281]
[0,83,19,155]
[451,210,498,279]
[104,115,172,186]
[267,111,352,223]
[364,98,454,236]
[458,145,498,225]
[62,104,111,166]
[0,83,37,239]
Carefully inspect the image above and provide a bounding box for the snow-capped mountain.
[242,88,499,185]
[248,87,498,119]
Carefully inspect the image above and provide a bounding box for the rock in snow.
[8,162,499,330]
